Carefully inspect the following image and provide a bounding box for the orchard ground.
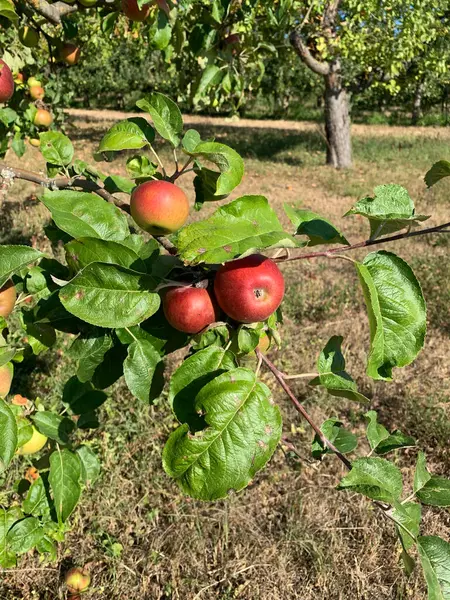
[1,113,449,600]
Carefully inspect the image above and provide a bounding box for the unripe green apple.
[0,59,14,103]
[214,254,285,323]
[0,279,16,318]
[27,76,41,88]
[60,43,81,65]
[18,26,40,48]
[0,363,13,398]
[17,426,48,455]
[65,567,91,593]
[163,286,219,334]
[34,108,53,128]
[121,0,150,21]
[29,85,45,100]
[130,180,190,236]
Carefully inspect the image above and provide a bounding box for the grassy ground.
[1,114,449,599]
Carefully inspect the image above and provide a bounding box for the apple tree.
[0,92,449,596]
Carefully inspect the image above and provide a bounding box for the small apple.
[12,394,29,406]
[0,279,16,318]
[214,254,285,323]
[163,286,219,334]
[17,426,48,455]
[29,138,41,147]
[18,26,40,48]
[29,85,45,100]
[60,43,81,65]
[78,0,97,6]
[34,108,53,128]
[0,59,14,103]
[14,72,24,84]
[27,76,41,88]
[65,567,91,593]
[130,180,189,236]
[0,363,13,398]
[121,0,150,21]
[25,466,39,482]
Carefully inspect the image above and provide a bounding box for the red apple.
[29,85,45,100]
[0,59,14,103]
[65,567,91,593]
[34,108,53,127]
[214,254,285,323]
[60,43,81,65]
[163,286,219,334]
[0,363,13,397]
[130,180,189,235]
[0,280,16,318]
[121,0,150,21]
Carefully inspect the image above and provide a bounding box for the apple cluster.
[130,180,285,335]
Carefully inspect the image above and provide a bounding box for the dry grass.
[0,113,449,600]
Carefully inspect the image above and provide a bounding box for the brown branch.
[277,221,450,264]
[257,350,352,469]
[289,30,330,76]
[25,0,77,24]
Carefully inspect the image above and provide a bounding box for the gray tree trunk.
[412,80,424,125]
[324,70,352,169]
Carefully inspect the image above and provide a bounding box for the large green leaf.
[194,65,223,104]
[364,410,389,450]
[284,205,349,246]
[65,238,147,274]
[356,251,426,381]
[39,132,74,166]
[0,507,23,568]
[98,117,155,152]
[0,399,17,472]
[184,141,244,196]
[7,517,43,554]
[169,346,237,430]
[392,502,421,551]
[69,330,113,383]
[177,195,299,264]
[41,190,129,241]
[0,246,43,288]
[310,336,369,403]
[59,263,160,328]
[49,449,82,523]
[23,475,53,518]
[163,368,282,500]
[414,451,432,494]
[345,185,429,238]
[32,411,75,445]
[62,376,108,415]
[76,446,100,485]
[136,93,183,147]
[418,536,450,600]
[417,477,450,507]
[123,339,162,403]
[0,0,18,20]
[424,161,450,188]
[337,457,403,502]
[311,418,358,459]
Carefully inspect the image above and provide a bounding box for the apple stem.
[149,144,167,177]
[169,157,194,182]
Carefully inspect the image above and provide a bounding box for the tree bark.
[412,80,424,125]
[324,66,352,168]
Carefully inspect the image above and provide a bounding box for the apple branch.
[25,0,77,24]
[289,30,331,76]
[276,221,450,264]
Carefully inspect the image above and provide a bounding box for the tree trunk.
[324,70,352,169]
[412,80,424,125]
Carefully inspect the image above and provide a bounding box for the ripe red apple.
[0,280,16,318]
[29,85,45,100]
[60,43,81,65]
[163,286,219,334]
[65,567,91,593]
[121,0,150,21]
[0,59,14,103]
[214,254,285,323]
[0,363,13,398]
[34,108,53,127]
[18,26,40,48]
[130,180,189,235]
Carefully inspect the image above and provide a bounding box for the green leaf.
[169,346,237,431]
[23,475,53,518]
[414,451,432,494]
[123,339,162,403]
[311,418,358,460]
[7,517,43,554]
[163,368,282,500]
[32,412,75,445]
[182,129,201,152]
[418,536,450,600]
[417,477,450,507]
[103,175,136,195]
[65,238,147,274]
[62,376,108,415]
[41,190,129,241]
[0,347,15,368]
[150,9,172,50]
[337,457,403,502]
[16,416,33,448]
[177,195,299,264]
[184,141,244,196]
[69,330,113,383]
[76,445,100,485]
[126,155,157,179]
[0,507,22,567]
[392,502,421,551]
[424,161,450,188]
[194,65,223,103]
[136,93,183,147]
[60,263,160,328]
[0,246,43,288]
[39,132,74,166]
[311,336,369,403]
[356,251,426,381]
[237,327,260,354]
[375,430,416,455]
[284,205,350,246]
[0,399,17,472]
[345,185,429,238]
[193,168,229,210]
[0,0,18,20]
[49,449,82,523]
[364,410,389,450]
[98,117,155,152]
